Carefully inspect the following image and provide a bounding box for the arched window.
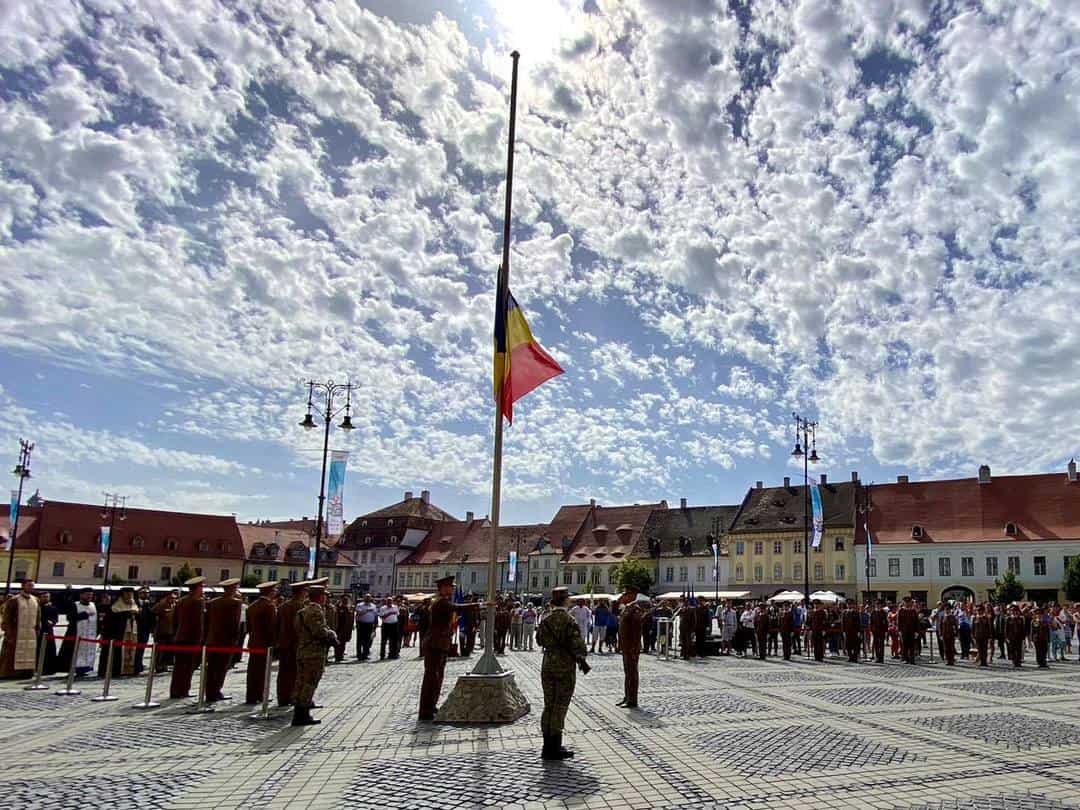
[911,525,924,539]
[58,530,72,545]
[197,540,209,552]
[131,535,144,549]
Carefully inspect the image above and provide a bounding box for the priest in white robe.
[59,587,98,676]
[0,579,41,678]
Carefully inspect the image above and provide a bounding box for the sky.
[0,0,1078,527]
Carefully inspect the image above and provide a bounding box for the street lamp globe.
[299,413,317,430]
[339,414,355,431]
[791,441,803,458]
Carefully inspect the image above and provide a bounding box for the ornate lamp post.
[791,413,820,610]
[100,492,127,586]
[859,483,873,603]
[4,439,33,595]
[299,380,355,579]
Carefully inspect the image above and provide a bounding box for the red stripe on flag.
[500,339,564,423]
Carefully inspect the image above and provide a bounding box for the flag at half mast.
[493,289,564,423]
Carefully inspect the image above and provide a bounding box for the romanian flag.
[493,289,564,423]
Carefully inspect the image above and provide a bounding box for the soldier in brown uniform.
[245,581,279,704]
[897,596,920,664]
[292,579,337,726]
[323,597,338,661]
[334,595,354,662]
[1033,606,1051,668]
[152,589,179,672]
[754,603,769,660]
[276,581,308,707]
[204,578,243,701]
[809,600,828,661]
[616,587,644,709]
[678,600,695,659]
[940,604,958,665]
[169,576,206,699]
[695,599,711,658]
[779,603,794,660]
[973,603,993,667]
[1005,604,1026,667]
[869,600,888,663]
[419,575,455,721]
[494,597,511,655]
[842,600,861,663]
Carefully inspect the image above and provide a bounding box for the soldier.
[973,603,992,667]
[323,596,338,662]
[809,600,828,662]
[538,586,590,760]
[335,595,354,662]
[1033,605,1051,668]
[419,575,454,720]
[842,600,861,663]
[617,586,643,709]
[695,598,711,658]
[754,603,769,660]
[169,576,206,699]
[152,589,179,672]
[869,600,888,663]
[204,578,243,701]
[276,581,308,707]
[245,581,279,704]
[678,599,695,659]
[494,597,511,655]
[897,596,920,664]
[1005,603,1026,667]
[292,579,337,726]
[779,603,794,660]
[940,603,958,665]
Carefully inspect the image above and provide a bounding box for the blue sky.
[1,1,1078,526]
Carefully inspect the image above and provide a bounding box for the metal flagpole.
[472,50,520,678]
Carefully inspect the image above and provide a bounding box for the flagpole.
[473,50,520,678]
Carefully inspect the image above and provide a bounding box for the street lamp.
[4,439,34,596]
[792,413,820,611]
[859,483,873,604]
[299,379,355,579]
[101,492,127,586]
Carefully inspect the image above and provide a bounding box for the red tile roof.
[561,502,666,565]
[239,524,311,560]
[861,472,1080,545]
[0,506,42,549]
[32,501,244,559]
[400,520,547,566]
[359,495,457,522]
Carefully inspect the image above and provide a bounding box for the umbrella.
[768,590,805,603]
[809,590,843,603]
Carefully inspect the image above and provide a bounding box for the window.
[194,567,203,577]
[91,563,102,578]
[735,564,744,581]
[1034,556,1046,576]
[52,561,65,577]
[609,567,617,584]
[753,565,763,582]
[679,566,688,582]
[912,558,925,577]
[360,551,367,563]
[131,535,144,549]
[166,539,178,552]
[217,569,229,581]
[834,537,845,551]
[888,558,900,577]
[1007,556,1020,574]
[387,519,394,526]
[531,576,538,589]
[961,557,974,576]
[912,525,923,539]
[753,541,763,555]
[59,530,72,545]
[563,570,572,585]
[868,558,877,577]
[986,557,998,576]
[696,565,706,581]
[218,542,229,553]
[423,572,431,587]
[544,558,551,569]
[470,571,477,585]
[735,541,745,555]
[1005,522,1017,536]
[198,540,208,552]
[814,543,822,553]
[127,565,139,580]
[793,563,802,580]
[665,566,674,583]
[576,569,586,585]
[161,566,172,581]
[773,541,783,554]
[543,575,550,588]
[398,573,405,587]
[793,539,802,554]
[938,558,951,577]
[333,572,342,586]
[835,564,845,580]
[814,563,823,581]
[14,565,26,580]
[773,563,782,580]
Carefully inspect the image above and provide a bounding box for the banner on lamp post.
[507,550,517,583]
[100,525,111,569]
[810,484,824,549]
[5,490,17,548]
[306,543,316,580]
[326,451,348,537]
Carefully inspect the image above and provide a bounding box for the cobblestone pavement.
[3,646,1080,809]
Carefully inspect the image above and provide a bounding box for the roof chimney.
[680,497,687,510]
[755,480,763,489]
[819,473,827,485]
[851,471,859,482]
[1069,459,1078,483]
[302,515,309,521]
[783,476,790,489]
[421,489,430,504]
[978,464,991,485]
[465,511,474,522]
[896,475,909,484]
[589,498,596,508]
[405,490,414,501]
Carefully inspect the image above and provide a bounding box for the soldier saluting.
[292,578,336,726]
[537,586,590,761]
[418,574,455,721]
[869,600,888,663]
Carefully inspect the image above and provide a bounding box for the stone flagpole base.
[436,671,530,723]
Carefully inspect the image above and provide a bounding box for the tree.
[991,569,1026,604]
[612,558,654,595]
[241,573,261,589]
[108,572,127,585]
[1063,557,1080,601]
[170,562,196,587]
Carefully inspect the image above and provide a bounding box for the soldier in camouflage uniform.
[291,579,337,727]
[537,586,590,761]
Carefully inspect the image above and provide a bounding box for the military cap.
[218,577,241,587]
[184,576,207,586]
[552,586,569,596]
[311,577,329,587]
[79,586,94,594]
[292,580,313,590]
[435,574,455,586]
[119,585,135,592]
[256,581,279,591]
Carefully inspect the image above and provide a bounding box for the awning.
[768,590,805,603]
[809,590,843,603]
[655,590,750,600]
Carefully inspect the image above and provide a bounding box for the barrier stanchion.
[134,644,160,709]
[92,640,118,702]
[191,645,213,713]
[251,645,273,720]
[56,636,83,696]
[24,635,51,691]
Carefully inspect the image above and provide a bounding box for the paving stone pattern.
[3,644,1080,809]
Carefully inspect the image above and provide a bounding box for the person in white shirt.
[354,595,378,660]
[522,604,538,651]
[570,600,592,647]
[378,598,401,660]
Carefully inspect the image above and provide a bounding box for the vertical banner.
[306,543,316,580]
[810,484,824,549]
[4,490,17,549]
[507,550,518,583]
[326,451,348,537]
[99,525,111,568]
[866,526,873,557]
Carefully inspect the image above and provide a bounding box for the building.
[860,464,1080,604]
[27,500,245,586]
[727,474,859,598]
[340,489,457,595]
[0,504,42,584]
[552,500,666,592]
[238,524,349,590]
[639,499,740,596]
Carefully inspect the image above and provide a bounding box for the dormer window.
[198,540,209,552]
[218,541,230,553]
[166,538,178,552]
[1004,522,1018,536]
[911,525,924,539]
[131,535,144,549]
[58,530,72,545]
[387,519,394,527]
[361,520,368,527]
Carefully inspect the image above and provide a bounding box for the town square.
[2,0,1079,808]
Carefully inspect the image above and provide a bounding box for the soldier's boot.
[291,706,321,727]
[556,733,574,758]
[541,734,572,761]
